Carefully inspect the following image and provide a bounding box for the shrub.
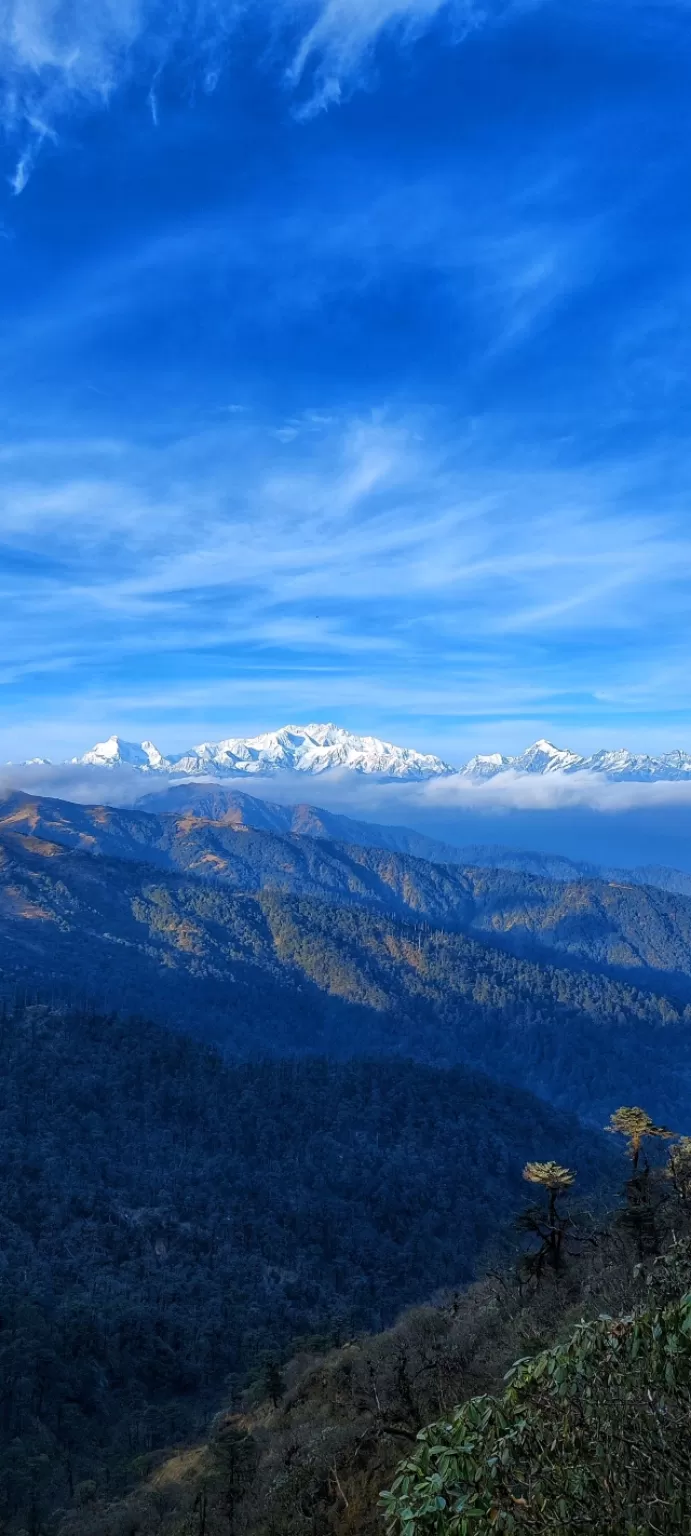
[382,1244,691,1534]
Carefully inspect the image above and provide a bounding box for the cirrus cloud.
[0,0,491,188]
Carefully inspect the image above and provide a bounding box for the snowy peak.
[75,737,169,770]
[460,752,511,781]
[511,740,584,775]
[459,740,584,781]
[171,723,456,779]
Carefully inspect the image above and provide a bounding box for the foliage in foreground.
[382,1241,691,1535]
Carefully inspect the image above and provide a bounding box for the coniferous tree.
[209,1417,258,1536]
[518,1161,576,1275]
[607,1107,676,1259]
[606,1106,674,1171]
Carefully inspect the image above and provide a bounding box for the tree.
[518,1161,576,1275]
[263,1361,285,1410]
[209,1416,257,1535]
[668,1137,691,1216]
[606,1106,674,1171]
[607,1107,676,1260]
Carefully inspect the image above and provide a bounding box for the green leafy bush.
[382,1244,691,1534]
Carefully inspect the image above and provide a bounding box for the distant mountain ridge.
[1,803,691,1126]
[4,786,691,994]
[139,782,691,897]
[461,738,691,782]
[13,722,691,782]
[4,777,691,901]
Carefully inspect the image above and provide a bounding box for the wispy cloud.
[0,0,229,187]
[1,0,690,769]
[2,412,677,629]
[0,0,491,188]
[1,167,599,383]
[3,411,691,758]
[286,0,471,116]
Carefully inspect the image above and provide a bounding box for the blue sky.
[2,0,691,763]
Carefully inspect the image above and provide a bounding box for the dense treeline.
[0,1004,610,1532]
[263,896,691,1122]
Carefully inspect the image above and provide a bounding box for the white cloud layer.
[6,763,691,878]
[8,759,691,817]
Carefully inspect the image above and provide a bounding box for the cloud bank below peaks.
[7,758,691,818]
[0,0,486,188]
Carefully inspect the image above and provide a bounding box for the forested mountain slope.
[0,827,689,1121]
[0,1004,611,1533]
[3,791,691,988]
[139,782,481,863]
[58,1142,691,1536]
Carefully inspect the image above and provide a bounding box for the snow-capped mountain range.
[460,740,691,782]
[72,724,455,780]
[13,723,691,783]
